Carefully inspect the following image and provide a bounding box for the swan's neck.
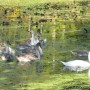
[31,31,36,42]
[88,52,90,62]
[38,46,43,55]
[5,43,15,56]
[40,24,43,33]
[32,32,34,38]
[5,43,10,53]
[31,31,34,39]
[35,46,43,59]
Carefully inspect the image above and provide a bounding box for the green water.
[0,2,90,89]
[0,30,90,90]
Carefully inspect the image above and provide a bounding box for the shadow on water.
[17,60,43,74]
[0,60,44,89]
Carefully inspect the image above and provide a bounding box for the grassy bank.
[0,0,86,6]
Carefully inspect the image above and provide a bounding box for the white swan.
[61,52,90,71]
[4,41,16,56]
[28,30,39,46]
[0,41,15,62]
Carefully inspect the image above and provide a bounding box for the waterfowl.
[37,29,42,35]
[16,44,30,54]
[1,55,7,61]
[0,41,7,55]
[16,43,43,63]
[83,28,88,33]
[37,24,43,35]
[1,53,14,62]
[0,41,13,61]
[61,52,90,72]
[71,50,88,57]
[41,38,47,46]
[35,43,43,59]
[4,41,16,56]
[16,55,31,63]
[0,47,5,55]
[16,52,38,61]
[16,52,39,64]
[16,44,28,51]
[27,30,39,49]
[30,30,39,45]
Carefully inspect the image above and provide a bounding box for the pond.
[0,3,90,89]
[0,28,90,90]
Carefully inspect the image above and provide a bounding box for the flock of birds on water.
[0,30,47,65]
[0,33,90,72]
[0,23,89,72]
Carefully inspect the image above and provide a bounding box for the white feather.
[61,51,90,71]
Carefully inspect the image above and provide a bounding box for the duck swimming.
[61,52,90,72]
[71,50,88,57]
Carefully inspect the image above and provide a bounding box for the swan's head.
[4,41,11,47]
[40,38,47,46]
[43,38,47,43]
[30,30,34,35]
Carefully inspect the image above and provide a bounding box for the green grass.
[0,0,86,6]
[0,0,63,6]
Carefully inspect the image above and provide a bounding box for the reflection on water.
[17,60,43,75]
[35,60,43,74]
[0,26,90,89]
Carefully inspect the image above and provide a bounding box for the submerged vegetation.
[0,0,90,90]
